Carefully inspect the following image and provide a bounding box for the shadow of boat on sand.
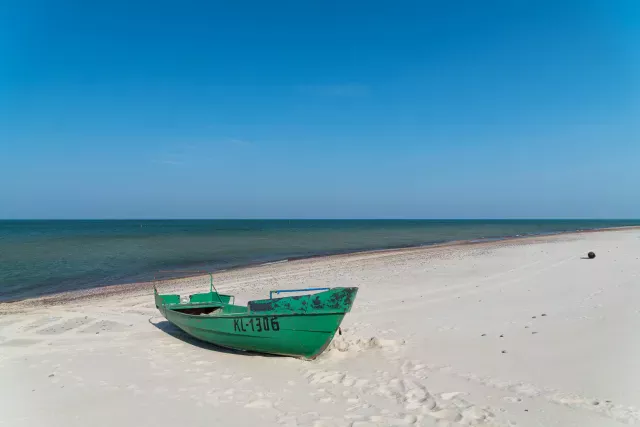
[149,318,284,359]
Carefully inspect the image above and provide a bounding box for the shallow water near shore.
[1,219,639,301]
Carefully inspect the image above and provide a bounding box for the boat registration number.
[233,316,280,333]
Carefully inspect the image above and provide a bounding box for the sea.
[1,219,638,302]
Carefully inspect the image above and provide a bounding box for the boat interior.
[170,304,250,316]
[171,306,222,315]
[155,290,250,316]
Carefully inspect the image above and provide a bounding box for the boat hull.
[156,287,359,359]
[161,308,346,359]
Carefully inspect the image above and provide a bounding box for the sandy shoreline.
[3,225,639,312]
[1,227,640,426]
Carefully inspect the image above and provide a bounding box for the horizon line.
[1,218,639,221]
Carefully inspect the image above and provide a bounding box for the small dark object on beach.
[588,251,596,259]
[501,350,507,354]
[541,313,547,317]
[499,334,504,338]
[481,334,486,336]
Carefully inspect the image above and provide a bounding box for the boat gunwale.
[157,286,358,317]
[163,306,352,318]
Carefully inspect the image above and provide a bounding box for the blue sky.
[1,0,638,219]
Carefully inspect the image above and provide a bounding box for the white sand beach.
[1,228,639,427]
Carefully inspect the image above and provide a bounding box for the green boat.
[154,274,358,359]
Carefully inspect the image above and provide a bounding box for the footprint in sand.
[403,356,640,425]
[0,338,42,347]
[20,316,62,332]
[245,399,274,409]
[79,320,127,334]
[304,365,495,426]
[37,317,94,335]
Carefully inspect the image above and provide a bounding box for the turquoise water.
[1,219,638,302]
